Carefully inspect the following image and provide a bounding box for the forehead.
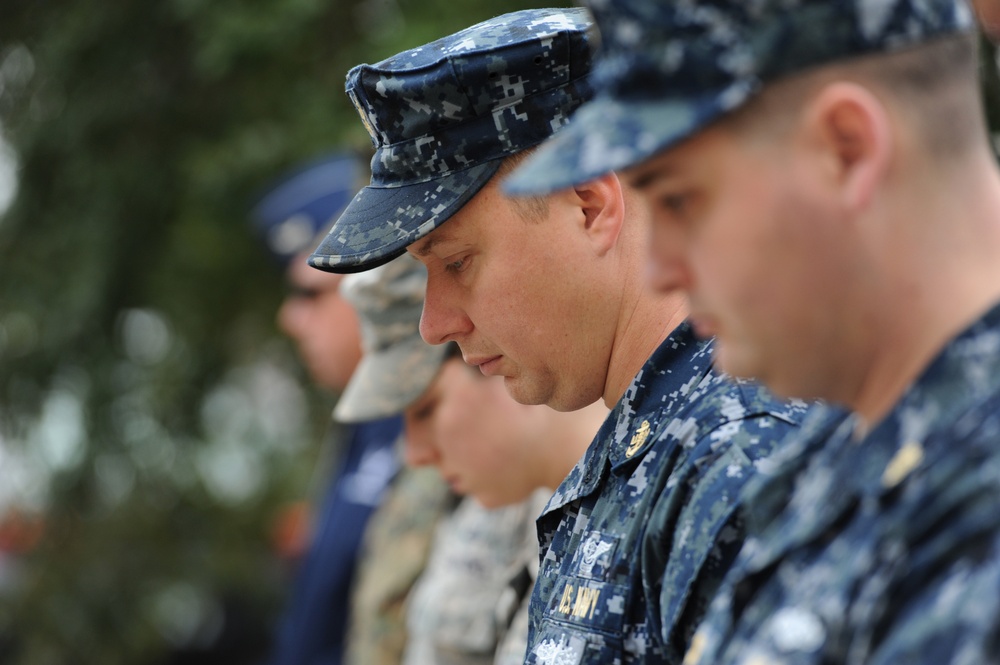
[409,182,514,257]
[410,220,466,258]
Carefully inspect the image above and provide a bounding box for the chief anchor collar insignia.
[625,419,651,458]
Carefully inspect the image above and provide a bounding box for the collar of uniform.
[607,321,715,470]
[736,410,856,575]
[740,298,1000,574]
[539,322,713,516]
[850,297,1000,498]
[540,425,612,515]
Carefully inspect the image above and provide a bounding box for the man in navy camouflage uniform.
[508,1,1000,663]
[307,9,812,664]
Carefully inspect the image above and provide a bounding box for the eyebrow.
[411,230,455,258]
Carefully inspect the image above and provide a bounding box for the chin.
[502,376,551,407]
[759,372,820,402]
[474,494,505,510]
[717,348,809,399]
[712,343,750,379]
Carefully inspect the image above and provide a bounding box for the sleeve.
[866,433,1000,665]
[866,545,1000,665]
[642,412,799,661]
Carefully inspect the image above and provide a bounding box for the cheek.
[648,211,688,265]
[448,389,506,463]
[432,398,476,461]
[720,189,834,337]
[469,262,550,356]
[320,294,353,323]
[688,226,757,315]
[319,299,360,346]
[696,178,789,301]
[277,300,307,339]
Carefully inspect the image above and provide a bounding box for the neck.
[603,286,689,407]
[852,149,1000,428]
[538,399,610,489]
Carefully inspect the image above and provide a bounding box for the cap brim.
[502,83,754,196]
[309,160,502,274]
[334,337,450,423]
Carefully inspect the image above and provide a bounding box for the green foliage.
[0,0,558,662]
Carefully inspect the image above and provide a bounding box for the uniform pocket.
[525,617,626,665]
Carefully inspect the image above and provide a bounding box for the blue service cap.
[308,8,595,274]
[504,0,976,196]
[250,153,362,267]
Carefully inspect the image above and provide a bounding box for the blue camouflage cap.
[504,0,976,195]
[308,8,595,274]
[250,153,362,267]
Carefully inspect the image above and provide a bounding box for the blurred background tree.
[0,0,553,663]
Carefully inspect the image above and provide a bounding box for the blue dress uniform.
[685,302,1000,665]
[270,416,401,665]
[525,322,812,665]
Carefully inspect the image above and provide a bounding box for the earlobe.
[570,172,626,256]
[807,82,892,213]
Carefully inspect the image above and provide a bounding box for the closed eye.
[658,193,690,216]
[444,255,471,274]
[410,398,438,422]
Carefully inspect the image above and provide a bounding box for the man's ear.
[802,81,893,213]
[564,172,626,257]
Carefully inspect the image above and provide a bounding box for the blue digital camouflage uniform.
[684,302,1000,665]
[526,323,812,665]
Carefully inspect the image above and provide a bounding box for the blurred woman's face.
[403,358,544,508]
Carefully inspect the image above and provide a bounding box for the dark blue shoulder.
[686,367,814,431]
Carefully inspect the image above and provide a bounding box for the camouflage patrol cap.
[334,253,449,423]
[250,153,362,267]
[504,0,976,195]
[308,8,594,274]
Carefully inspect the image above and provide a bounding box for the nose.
[647,254,691,294]
[277,297,307,341]
[647,225,692,294]
[419,273,474,345]
[402,423,440,468]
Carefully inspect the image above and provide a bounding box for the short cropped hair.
[497,150,551,222]
[727,33,983,160]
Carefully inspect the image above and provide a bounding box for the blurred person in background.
[336,254,606,665]
[251,153,404,665]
